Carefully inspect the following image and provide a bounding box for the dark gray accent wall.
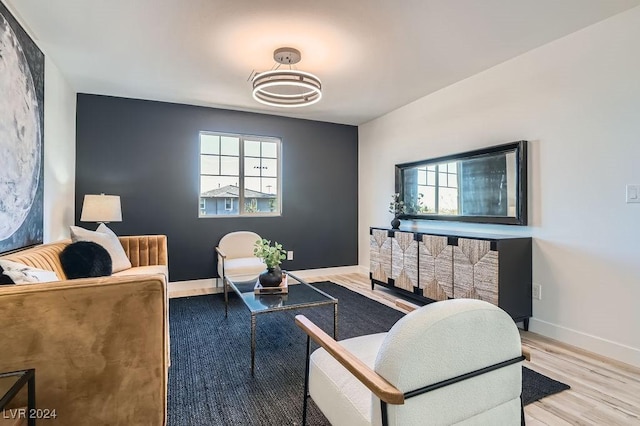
[75,94,358,282]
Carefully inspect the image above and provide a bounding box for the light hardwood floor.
[302,272,640,426]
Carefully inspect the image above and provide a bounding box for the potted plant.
[253,238,287,287]
[389,193,406,229]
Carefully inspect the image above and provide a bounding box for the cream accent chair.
[215,231,265,280]
[296,299,524,426]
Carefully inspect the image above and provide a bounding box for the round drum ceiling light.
[251,47,322,108]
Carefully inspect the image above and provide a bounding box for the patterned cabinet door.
[453,238,499,305]
[418,235,453,301]
[391,231,418,292]
[370,229,392,283]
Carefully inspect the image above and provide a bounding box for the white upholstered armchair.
[296,298,525,426]
[215,231,265,280]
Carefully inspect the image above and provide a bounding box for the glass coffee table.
[224,271,337,375]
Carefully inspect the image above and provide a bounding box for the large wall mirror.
[395,141,528,225]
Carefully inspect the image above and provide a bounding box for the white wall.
[43,57,76,242]
[359,6,640,367]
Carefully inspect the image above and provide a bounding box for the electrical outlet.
[287,251,294,261]
[626,184,640,203]
[532,283,542,300]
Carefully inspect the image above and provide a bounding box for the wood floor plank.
[526,403,574,426]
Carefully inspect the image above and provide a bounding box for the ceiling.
[6,0,640,125]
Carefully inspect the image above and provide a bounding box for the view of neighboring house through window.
[199,132,281,217]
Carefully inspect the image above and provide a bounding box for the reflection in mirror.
[396,141,527,225]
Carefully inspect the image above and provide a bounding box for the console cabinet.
[369,227,532,328]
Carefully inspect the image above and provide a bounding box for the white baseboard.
[529,317,640,368]
[168,265,361,299]
[287,265,361,278]
[356,264,369,275]
[168,278,223,298]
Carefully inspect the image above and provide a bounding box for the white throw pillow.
[0,259,60,284]
[96,223,119,239]
[70,225,132,273]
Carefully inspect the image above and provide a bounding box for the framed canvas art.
[0,1,45,253]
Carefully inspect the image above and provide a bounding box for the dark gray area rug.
[168,282,569,425]
[521,366,570,406]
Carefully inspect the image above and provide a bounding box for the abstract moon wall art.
[0,1,45,253]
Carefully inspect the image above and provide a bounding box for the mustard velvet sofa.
[0,235,169,426]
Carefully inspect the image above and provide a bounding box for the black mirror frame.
[395,140,528,226]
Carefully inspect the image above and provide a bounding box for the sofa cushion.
[112,264,169,282]
[70,225,132,272]
[0,259,60,284]
[0,241,68,279]
[60,241,113,279]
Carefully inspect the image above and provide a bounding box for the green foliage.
[388,193,406,216]
[405,193,424,214]
[253,238,286,269]
[245,198,259,213]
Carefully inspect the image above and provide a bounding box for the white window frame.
[198,131,282,218]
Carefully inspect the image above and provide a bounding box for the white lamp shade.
[80,194,122,222]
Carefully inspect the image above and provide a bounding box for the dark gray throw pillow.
[60,241,113,279]
[0,265,15,285]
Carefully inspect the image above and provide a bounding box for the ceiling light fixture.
[251,47,322,108]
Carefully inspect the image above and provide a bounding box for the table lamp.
[80,194,122,227]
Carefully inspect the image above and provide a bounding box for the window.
[417,162,459,215]
[199,132,281,217]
